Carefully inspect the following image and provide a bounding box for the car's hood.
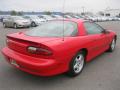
[15,19,30,23]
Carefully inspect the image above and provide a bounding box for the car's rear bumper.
[2,47,66,76]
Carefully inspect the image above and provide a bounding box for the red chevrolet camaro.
[2,19,117,77]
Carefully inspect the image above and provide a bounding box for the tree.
[44,11,52,15]
[18,12,23,16]
[10,10,17,16]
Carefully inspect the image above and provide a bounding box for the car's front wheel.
[31,22,36,27]
[67,51,85,77]
[108,38,116,52]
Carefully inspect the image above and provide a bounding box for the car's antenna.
[62,0,66,41]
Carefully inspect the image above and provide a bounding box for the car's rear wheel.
[108,38,116,52]
[14,23,18,29]
[67,51,85,77]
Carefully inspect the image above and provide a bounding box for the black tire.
[107,38,116,52]
[31,22,36,27]
[27,26,30,28]
[66,51,85,77]
[14,23,18,29]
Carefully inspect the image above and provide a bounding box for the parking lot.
[0,21,120,90]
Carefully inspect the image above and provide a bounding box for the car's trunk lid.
[7,32,61,57]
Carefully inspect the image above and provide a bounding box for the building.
[103,9,120,17]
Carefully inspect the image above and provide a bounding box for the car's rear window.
[25,21,78,37]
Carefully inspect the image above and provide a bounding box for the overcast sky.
[0,0,120,13]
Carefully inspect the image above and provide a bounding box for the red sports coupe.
[2,19,117,77]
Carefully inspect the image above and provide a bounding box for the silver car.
[3,16,31,29]
[23,15,46,27]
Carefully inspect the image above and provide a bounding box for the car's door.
[8,17,14,27]
[84,22,109,60]
[4,17,10,26]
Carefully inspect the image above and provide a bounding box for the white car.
[51,15,64,19]
[39,15,54,21]
[23,15,46,27]
[68,15,79,19]
[97,16,109,22]
[86,16,98,22]
[74,15,84,19]
[117,17,120,21]
[112,17,119,21]
[97,16,107,22]
[64,15,73,19]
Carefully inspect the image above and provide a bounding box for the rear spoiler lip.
[6,35,54,54]
[7,35,39,45]
[7,33,62,43]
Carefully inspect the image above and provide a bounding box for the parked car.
[75,15,85,19]
[97,16,106,22]
[2,19,117,77]
[51,15,64,19]
[0,15,5,22]
[64,15,73,19]
[39,15,54,21]
[23,15,46,27]
[117,17,120,21]
[86,16,98,22]
[108,17,114,21]
[68,15,84,19]
[0,17,3,22]
[0,15,11,22]
[3,16,31,29]
[112,17,119,21]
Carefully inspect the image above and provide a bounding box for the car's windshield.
[25,21,78,37]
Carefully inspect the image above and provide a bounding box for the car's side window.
[84,22,104,35]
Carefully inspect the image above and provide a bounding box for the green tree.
[44,11,52,15]
[18,12,23,16]
[10,10,17,16]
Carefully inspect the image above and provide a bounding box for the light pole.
[82,6,85,15]
[62,0,66,41]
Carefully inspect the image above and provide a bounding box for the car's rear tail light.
[27,46,52,55]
